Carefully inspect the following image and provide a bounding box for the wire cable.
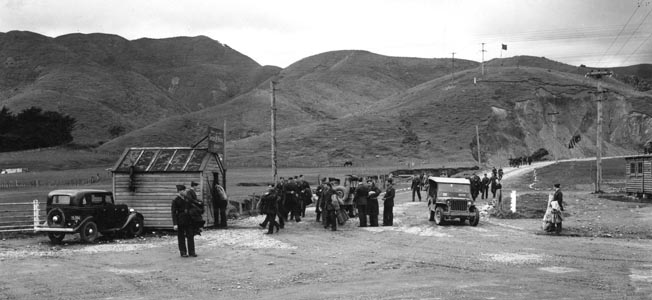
[596,5,640,67]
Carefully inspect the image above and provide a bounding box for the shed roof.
[112,147,218,173]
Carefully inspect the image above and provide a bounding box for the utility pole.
[476,125,481,164]
[547,112,559,162]
[585,70,612,193]
[223,119,227,189]
[481,43,487,76]
[270,81,278,184]
[451,52,456,82]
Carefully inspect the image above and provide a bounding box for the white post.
[510,191,517,213]
[33,199,40,230]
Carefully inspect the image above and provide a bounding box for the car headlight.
[468,201,473,206]
[129,208,135,213]
[446,200,450,206]
[52,216,59,222]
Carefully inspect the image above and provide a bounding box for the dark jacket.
[553,189,564,211]
[411,177,421,190]
[383,186,395,207]
[367,185,381,215]
[354,183,369,206]
[259,190,278,215]
[212,184,228,209]
[171,195,192,226]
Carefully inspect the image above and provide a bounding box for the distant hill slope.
[98,51,479,151]
[223,65,652,167]
[0,31,279,146]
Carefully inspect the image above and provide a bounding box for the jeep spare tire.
[80,221,99,243]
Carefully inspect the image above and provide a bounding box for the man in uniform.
[354,180,369,227]
[480,174,490,200]
[411,175,422,202]
[382,178,395,226]
[212,177,228,229]
[367,180,381,227]
[284,177,301,222]
[172,185,196,257]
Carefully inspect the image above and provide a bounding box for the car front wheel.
[47,232,65,244]
[80,221,99,243]
[126,216,144,237]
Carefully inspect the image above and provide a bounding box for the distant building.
[0,168,28,175]
[625,154,652,198]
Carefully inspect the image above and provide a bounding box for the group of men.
[468,171,503,207]
[315,177,396,229]
[171,178,228,258]
[257,175,313,234]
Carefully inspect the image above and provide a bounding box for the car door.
[92,193,117,229]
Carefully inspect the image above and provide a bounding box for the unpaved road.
[2,184,652,300]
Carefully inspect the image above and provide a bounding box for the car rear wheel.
[47,232,65,244]
[469,207,480,226]
[80,221,99,243]
[126,216,144,237]
[434,206,445,225]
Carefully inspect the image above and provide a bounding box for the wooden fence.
[0,177,105,190]
[0,200,43,233]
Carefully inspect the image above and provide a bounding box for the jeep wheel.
[126,216,144,238]
[469,207,480,226]
[80,221,99,243]
[47,232,65,244]
[434,206,445,225]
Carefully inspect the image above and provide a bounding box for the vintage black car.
[427,177,480,226]
[42,189,144,244]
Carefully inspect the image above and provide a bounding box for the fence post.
[33,199,40,230]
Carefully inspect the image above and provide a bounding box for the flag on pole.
[502,44,507,50]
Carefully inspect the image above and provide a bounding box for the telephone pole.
[270,81,278,184]
[481,43,487,76]
[476,125,481,164]
[585,70,612,193]
[451,52,456,81]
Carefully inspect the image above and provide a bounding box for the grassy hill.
[98,51,479,151]
[0,31,279,146]
[222,63,652,167]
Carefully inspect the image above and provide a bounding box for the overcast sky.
[1,0,651,68]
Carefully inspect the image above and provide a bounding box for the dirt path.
[2,187,652,300]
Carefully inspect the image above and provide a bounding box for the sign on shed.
[208,126,223,154]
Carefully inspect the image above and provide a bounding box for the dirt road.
[2,186,652,300]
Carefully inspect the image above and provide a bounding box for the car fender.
[71,216,95,232]
[119,212,143,230]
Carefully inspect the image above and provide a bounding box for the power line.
[623,29,652,65]
[597,4,640,67]
[611,7,652,65]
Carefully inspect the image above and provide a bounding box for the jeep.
[427,177,479,226]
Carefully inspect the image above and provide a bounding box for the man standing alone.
[172,185,196,257]
[411,175,421,202]
[212,176,228,229]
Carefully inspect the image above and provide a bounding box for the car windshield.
[438,183,469,194]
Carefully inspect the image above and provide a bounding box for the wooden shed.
[111,147,224,229]
[625,154,652,197]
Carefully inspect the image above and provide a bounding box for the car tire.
[80,221,99,243]
[46,208,66,227]
[469,207,480,226]
[434,206,445,225]
[47,232,65,244]
[126,216,144,238]
[555,222,562,234]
